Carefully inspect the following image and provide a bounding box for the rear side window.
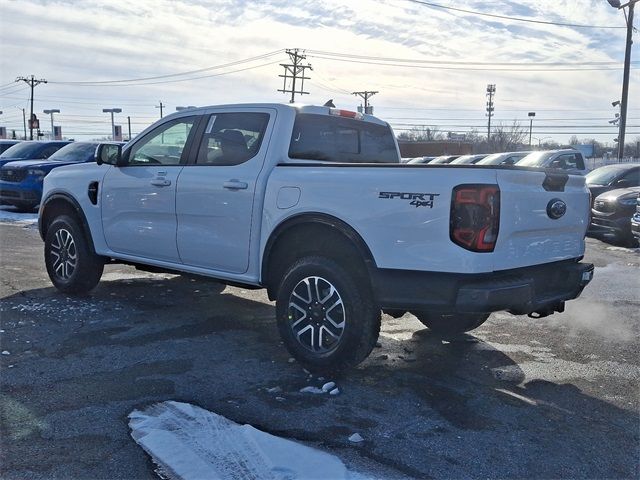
[288,114,398,163]
[553,153,584,171]
[196,112,269,166]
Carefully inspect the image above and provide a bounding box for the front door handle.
[223,180,248,190]
[150,179,172,187]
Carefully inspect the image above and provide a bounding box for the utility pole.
[278,49,312,103]
[352,91,379,114]
[607,0,638,159]
[486,84,496,144]
[16,75,47,140]
[155,101,164,118]
[127,116,132,141]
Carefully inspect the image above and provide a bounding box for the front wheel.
[414,311,489,335]
[275,256,380,373]
[44,215,104,294]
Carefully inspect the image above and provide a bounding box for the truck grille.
[593,199,615,213]
[0,169,26,182]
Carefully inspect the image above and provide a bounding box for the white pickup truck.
[38,104,594,372]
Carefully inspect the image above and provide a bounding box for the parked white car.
[517,149,588,175]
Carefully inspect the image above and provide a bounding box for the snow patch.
[129,401,367,480]
[0,207,37,225]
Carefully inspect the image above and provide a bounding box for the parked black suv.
[591,187,640,246]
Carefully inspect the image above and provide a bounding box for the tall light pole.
[528,112,536,148]
[606,0,637,159]
[43,109,60,140]
[102,108,122,140]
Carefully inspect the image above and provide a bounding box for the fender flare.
[39,192,96,254]
[261,212,377,284]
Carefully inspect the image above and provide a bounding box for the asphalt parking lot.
[1,215,639,479]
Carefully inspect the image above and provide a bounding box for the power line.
[306,49,635,67]
[48,50,285,85]
[404,0,626,29]
[307,54,635,72]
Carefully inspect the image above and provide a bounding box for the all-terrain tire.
[414,311,490,335]
[44,215,104,294]
[275,256,380,373]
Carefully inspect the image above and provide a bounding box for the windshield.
[585,166,625,186]
[0,142,43,159]
[49,142,98,162]
[517,151,555,167]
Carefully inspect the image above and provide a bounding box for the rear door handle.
[150,179,172,187]
[223,180,248,190]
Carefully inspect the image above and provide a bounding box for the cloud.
[0,0,633,141]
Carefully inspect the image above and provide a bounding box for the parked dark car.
[0,142,103,211]
[0,140,71,168]
[631,196,640,243]
[590,187,640,246]
[0,140,22,155]
[585,164,640,206]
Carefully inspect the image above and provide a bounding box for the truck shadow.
[1,274,637,479]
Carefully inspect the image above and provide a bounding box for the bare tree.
[490,121,526,152]
[397,126,444,142]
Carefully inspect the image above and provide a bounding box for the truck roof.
[165,103,389,127]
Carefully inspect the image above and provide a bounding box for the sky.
[0,0,638,146]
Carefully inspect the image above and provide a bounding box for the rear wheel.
[414,311,489,335]
[275,256,380,373]
[44,215,104,294]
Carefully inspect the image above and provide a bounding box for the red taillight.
[450,184,500,252]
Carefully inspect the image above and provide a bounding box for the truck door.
[176,109,275,273]
[101,116,199,263]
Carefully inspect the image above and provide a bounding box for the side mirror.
[95,143,123,166]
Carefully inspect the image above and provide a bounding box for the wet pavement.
[1,221,638,479]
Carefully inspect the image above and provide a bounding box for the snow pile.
[129,401,367,480]
[0,207,37,225]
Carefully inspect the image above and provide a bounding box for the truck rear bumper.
[372,260,594,315]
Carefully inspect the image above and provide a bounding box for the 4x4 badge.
[378,192,439,208]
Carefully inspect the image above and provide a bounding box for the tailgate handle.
[542,172,568,192]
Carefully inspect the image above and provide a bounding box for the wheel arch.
[262,213,377,300]
[39,193,96,254]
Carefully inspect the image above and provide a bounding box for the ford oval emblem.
[547,198,567,219]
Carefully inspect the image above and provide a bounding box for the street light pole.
[43,109,60,140]
[528,112,536,148]
[102,108,122,140]
[607,0,638,160]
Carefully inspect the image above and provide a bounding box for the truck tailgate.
[493,169,589,271]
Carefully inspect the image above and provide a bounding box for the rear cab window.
[288,114,398,163]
